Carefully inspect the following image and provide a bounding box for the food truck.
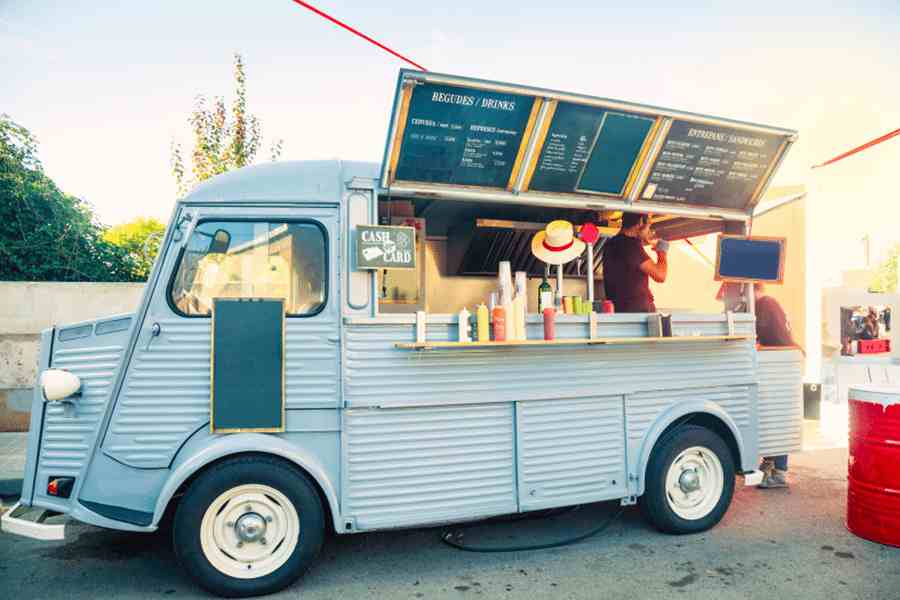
[3,71,803,597]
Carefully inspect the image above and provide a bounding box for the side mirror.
[208,229,231,254]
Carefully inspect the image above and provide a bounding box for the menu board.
[394,83,535,187]
[383,71,795,215]
[715,236,785,283]
[529,103,603,192]
[529,103,654,195]
[640,120,784,210]
[578,112,655,194]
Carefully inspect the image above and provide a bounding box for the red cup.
[601,300,615,314]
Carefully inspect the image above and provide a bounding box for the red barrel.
[847,384,900,547]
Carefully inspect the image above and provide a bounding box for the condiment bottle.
[492,305,506,342]
[477,303,490,342]
[416,311,427,343]
[543,307,556,341]
[538,269,553,314]
[458,307,471,342]
[500,288,513,341]
[510,294,524,340]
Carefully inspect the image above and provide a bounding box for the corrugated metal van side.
[756,350,803,456]
[342,404,517,530]
[104,317,340,469]
[517,396,627,510]
[344,321,756,408]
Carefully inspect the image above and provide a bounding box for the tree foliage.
[0,114,142,282]
[103,217,166,280]
[170,53,283,197]
[870,244,900,293]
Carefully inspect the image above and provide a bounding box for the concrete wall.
[0,282,145,431]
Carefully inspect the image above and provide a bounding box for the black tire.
[173,455,325,598]
[639,425,735,534]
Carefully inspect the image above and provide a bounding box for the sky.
[3,1,900,269]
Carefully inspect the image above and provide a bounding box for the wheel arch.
[153,433,341,535]
[634,402,745,497]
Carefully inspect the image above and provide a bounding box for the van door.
[100,208,340,472]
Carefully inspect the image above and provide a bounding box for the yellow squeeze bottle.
[477,303,490,341]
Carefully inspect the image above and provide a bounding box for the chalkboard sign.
[641,120,785,210]
[715,235,785,283]
[394,83,535,187]
[355,225,416,270]
[211,298,284,433]
[578,111,655,194]
[529,103,605,192]
[529,103,654,195]
[382,71,796,215]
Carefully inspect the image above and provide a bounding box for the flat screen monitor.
[715,235,785,283]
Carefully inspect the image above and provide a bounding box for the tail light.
[47,477,75,498]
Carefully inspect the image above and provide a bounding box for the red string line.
[289,0,427,71]
[812,127,900,169]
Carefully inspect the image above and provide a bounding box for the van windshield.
[170,220,327,316]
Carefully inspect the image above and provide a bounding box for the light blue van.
[3,72,802,597]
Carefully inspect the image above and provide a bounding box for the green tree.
[170,53,283,197]
[103,217,166,280]
[0,114,140,282]
[870,244,900,293]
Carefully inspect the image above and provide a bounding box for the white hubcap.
[200,484,299,579]
[664,446,724,520]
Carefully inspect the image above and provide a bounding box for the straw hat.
[531,220,586,265]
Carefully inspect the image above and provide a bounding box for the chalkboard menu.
[394,83,535,187]
[641,120,784,210]
[529,103,603,192]
[529,103,654,195]
[383,71,795,215]
[211,298,284,433]
[715,236,785,283]
[578,112,655,194]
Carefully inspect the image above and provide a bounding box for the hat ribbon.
[543,239,574,252]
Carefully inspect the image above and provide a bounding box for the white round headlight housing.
[41,369,81,402]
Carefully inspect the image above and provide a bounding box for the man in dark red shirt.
[753,282,797,488]
[602,212,668,312]
[754,282,796,347]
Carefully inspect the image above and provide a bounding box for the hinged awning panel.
[381,70,796,217]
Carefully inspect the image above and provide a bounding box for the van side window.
[170,221,327,317]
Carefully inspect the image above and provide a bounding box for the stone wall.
[0,282,145,431]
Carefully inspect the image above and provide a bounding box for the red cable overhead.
[289,0,427,71]
[812,127,900,169]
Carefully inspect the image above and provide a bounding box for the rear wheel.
[173,455,325,597]
[640,425,735,534]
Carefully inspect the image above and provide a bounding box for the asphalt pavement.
[1,447,898,599]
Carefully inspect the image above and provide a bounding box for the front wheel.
[173,455,325,597]
[640,425,735,534]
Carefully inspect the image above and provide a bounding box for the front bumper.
[1,502,66,541]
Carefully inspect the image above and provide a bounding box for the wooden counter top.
[396,335,750,351]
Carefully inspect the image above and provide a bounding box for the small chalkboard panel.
[529,102,605,192]
[394,83,535,187]
[578,112,655,195]
[211,298,284,433]
[715,236,785,283]
[641,120,785,210]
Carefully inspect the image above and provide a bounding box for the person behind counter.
[753,282,797,489]
[601,212,668,313]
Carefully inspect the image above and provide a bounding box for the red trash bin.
[847,384,900,547]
